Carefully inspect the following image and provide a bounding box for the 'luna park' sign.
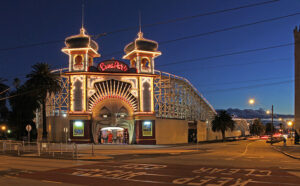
[97,60,130,73]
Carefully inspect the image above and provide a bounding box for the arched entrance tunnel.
[91,98,135,144]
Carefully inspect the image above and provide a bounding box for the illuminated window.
[142,121,152,136]
[131,59,136,68]
[74,55,83,66]
[73,121,84,137]
[141,58,149,69]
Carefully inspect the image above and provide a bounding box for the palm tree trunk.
[222,130,225,141]
[42,99,47,141]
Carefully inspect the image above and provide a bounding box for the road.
[0,140,299,185]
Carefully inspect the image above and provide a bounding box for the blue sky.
[0,0,299,114]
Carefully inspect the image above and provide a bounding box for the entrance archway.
[91,98,134,144]
[100,127,128,144]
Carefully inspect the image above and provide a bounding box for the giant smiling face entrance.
[91,98,135,144]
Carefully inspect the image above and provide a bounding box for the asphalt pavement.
[0,140,299,186]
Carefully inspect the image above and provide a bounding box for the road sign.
[26,125,32,132]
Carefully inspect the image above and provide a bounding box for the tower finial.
[138,10,143,39]
[81,0,85,29]
[139,10,142,33]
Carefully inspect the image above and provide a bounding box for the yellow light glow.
[266,110,271,114]
[123,49,161,59]
[1,126,6,131]
[248,98,255,105]
[278,118,282,121]
[61,47,100,57]
[287,121,293,126]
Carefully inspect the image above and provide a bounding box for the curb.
[271,145,300,160]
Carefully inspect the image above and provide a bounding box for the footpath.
[272,139,300,159]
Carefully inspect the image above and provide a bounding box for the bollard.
[92,143,94,156]
[75,144,78,159]
[72,143,74,159]
[17,145,20,156]
[37,142,40,156]
[52,143,55,157]
[22,141,25,152]
[60,143,62,155]
[2,142,5,154]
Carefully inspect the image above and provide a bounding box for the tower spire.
[81,0,85,29]
[80,0,86,35]
[138,10,143,39]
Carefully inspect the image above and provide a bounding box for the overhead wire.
[202,79,293,94]
[0,0,279,53]
[102,12,300,57]
[157,42,294,67]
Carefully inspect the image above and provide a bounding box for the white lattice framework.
[47,68,216,121]
[47,68,69,116]
[154,70,216,121]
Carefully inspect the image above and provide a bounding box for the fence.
[0,140,82,159]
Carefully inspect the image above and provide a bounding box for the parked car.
[266,136,283,143]
[260,135,270,140]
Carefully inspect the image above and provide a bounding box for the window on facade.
[142,121,152,136]
[74,55,83,66]
[131,59,136,68]
[141,58,149,69]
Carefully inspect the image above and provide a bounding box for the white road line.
[42,180,62,184]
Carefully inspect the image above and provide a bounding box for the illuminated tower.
[62,27,100,72]
[293,26,300,144]
[123,31,161,74]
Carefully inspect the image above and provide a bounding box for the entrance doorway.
[188,121,197,143]
[99,127,129,144]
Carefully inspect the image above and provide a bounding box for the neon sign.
[97,60,129,72]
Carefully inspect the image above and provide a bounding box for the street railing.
[0,140,79,159]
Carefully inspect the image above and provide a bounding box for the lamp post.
[287,121,294,144]
[248,98,275,138]
[63,127,68,144]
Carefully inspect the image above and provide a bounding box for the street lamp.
[287,121,294,143]
[249,99,275,138]
[1,126,6,131]
[249,98,255,105]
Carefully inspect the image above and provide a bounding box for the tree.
[212,110,235,141]
[249,118,265,136]
[265,122,275,135]
[9,84,39,140]
[26,63,61,141]
[0,78,9,122]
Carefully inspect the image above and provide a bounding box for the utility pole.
[271,105,274,144]
[271,105,274,130]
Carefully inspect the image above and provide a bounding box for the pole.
[28,131,30,145]
[271,105,274,129]
[271,105,274,144]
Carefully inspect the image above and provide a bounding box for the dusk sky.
[1,0,299,114]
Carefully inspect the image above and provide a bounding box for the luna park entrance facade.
[91,98,135,144]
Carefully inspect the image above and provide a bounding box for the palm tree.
[26,63,61,141]
[211,110,235,141]
[0,78,9,122]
